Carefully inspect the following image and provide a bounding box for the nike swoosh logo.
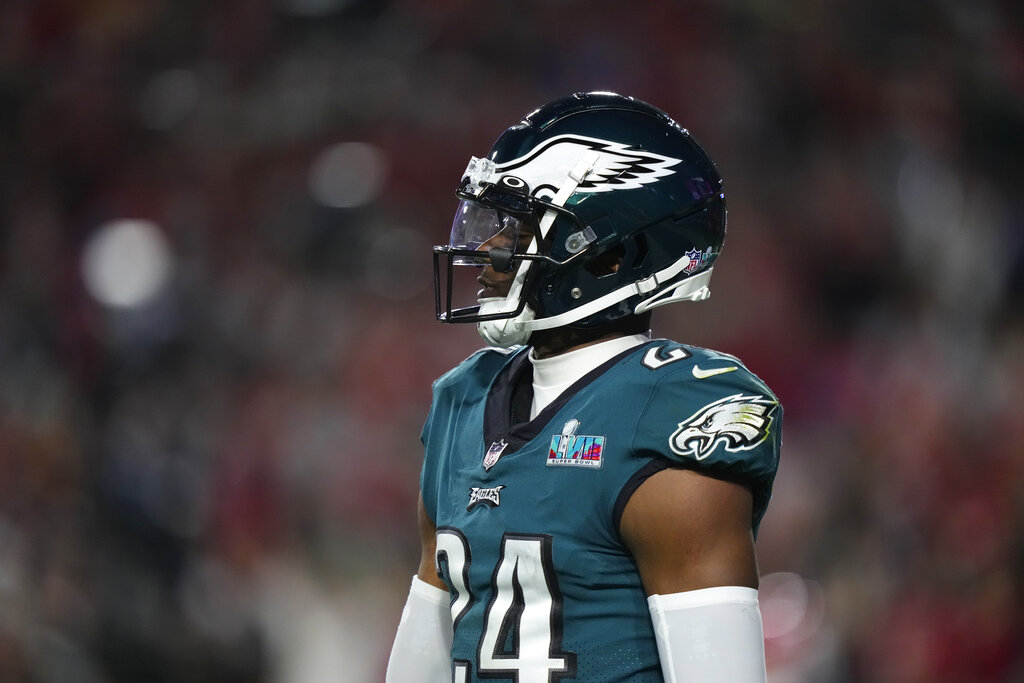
[692,365,738,379]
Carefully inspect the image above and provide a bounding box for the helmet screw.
[570,287,583,299]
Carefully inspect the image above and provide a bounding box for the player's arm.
[620,467,767,682]
[416,493,448,589]
[385,493,452,682]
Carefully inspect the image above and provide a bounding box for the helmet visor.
[434,199,539,323]
[447,199,528,265]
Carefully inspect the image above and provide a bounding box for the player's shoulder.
[626,340,777,399]
[433,344,525,392]
[627,339,781,458]
[621,340,781,530]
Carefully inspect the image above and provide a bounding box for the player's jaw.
[476,269,513,300]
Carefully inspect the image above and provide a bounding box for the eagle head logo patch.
[669,394,777,460]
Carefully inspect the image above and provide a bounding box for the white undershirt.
[528,333,650,419]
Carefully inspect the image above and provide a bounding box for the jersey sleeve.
[634,347,782,533]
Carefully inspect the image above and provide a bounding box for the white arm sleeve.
[386,575,453,683]
[648,585,767,683]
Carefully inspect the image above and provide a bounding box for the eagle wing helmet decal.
[670,394,778,460]
[496,134,683,195]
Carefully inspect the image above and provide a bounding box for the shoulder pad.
[636,342,780,482]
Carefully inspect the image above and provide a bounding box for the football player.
[387,92,781,682]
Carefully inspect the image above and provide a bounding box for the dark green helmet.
[434,91,726,347]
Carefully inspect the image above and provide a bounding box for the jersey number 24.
[436,529,578,682]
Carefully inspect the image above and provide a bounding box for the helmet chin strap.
[632,267,712,313]
[477,265,711,347]
[477,299,536,347]
[522,259,714,334]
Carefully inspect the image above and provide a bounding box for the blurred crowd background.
[1,0,1022,681]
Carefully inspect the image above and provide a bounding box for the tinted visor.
[447,199,529,266]
[433,197,538,323]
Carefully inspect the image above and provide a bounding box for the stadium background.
[0,1,1021,681]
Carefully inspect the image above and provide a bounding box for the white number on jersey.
[436,530,577,682]
[641,345,691,369]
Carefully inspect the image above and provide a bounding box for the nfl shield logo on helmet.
[483,439,508,471]
[683,248,703,274]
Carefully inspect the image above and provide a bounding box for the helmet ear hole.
[584,245,626,277]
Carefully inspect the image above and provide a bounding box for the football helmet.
[433,91,726,347]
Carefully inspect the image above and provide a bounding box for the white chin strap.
[525,264,714,335]
[477,299,536,347]
[476,267,712,348]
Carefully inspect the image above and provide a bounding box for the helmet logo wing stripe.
[495,134,683,195]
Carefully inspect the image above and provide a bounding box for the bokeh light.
[80,219,174,309]
[761,572,827,646]
[308,142,388,209]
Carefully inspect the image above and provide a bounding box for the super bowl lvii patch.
[547,418,604,469]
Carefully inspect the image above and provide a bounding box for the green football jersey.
[420,340,781,683]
